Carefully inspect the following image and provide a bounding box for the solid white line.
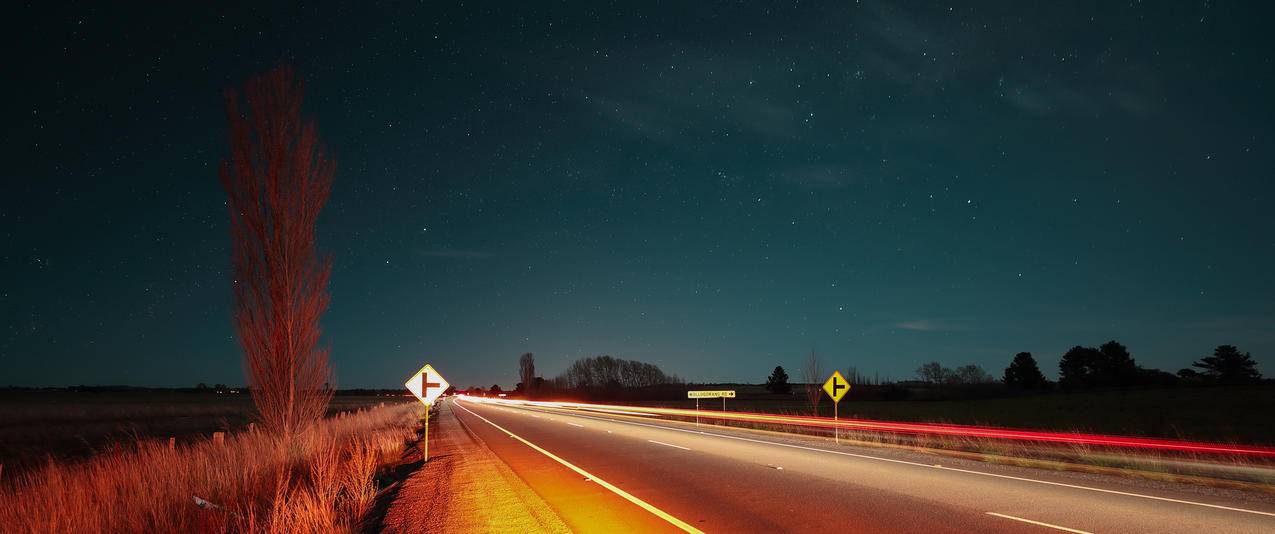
[515,404,1275,519]
[453,400,704,533]
[567,422,584,428]
[648,439,691,451]
[986,512,1092,534]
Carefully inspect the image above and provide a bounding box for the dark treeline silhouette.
[915,362,995,385]
[1058,341,1138,389]
[471,343,1265,403]
[478,354,686,401]
[765,366,791,394]
[1003,352,1050,390]
[513,377,545,397]
[465,354,685,400]
[1181,345,1262,384]
[768,342,1265,403]
[1048,341,1263,391]
[551,355,684,390]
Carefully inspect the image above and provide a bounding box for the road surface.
[448,397,1275,533]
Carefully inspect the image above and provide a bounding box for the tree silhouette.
[952,364,993,384]
[1003,352,1049,389]
[1058,345,1101,389]
[1176,368,1205,382]
[1135,366,1179,386]
[1192,345,1261,384]
[765,366,791,394]
[554,355,682,389]
[519,352,536,398]
[1097,340,1138,387]
[1059,341,1138,389]
[490,384,503,395]
[916,361,947,384]
[220,65,335,439]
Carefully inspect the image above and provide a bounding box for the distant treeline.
[550,355,684,390]
[996,342,1262,391]
[464,342,1266,404]
[842,342,1264,402]
[462,354,685,401]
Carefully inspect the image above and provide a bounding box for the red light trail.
[461,396,1275,458]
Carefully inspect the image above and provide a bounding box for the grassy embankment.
[0,400,423,533]
[834,386,1275,444]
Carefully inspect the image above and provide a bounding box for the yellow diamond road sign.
[822,371,850,403]
[406,363,450,406]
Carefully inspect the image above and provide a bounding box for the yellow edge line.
[455,399,704,534]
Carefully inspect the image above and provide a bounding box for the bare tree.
[953,364,994,384]
[220,66,335,439]
[519,353,536,398]
[802,348,823,414]
[916,361,947,384]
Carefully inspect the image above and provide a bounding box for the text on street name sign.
[687,390,736,399]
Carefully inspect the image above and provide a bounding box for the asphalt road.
[449,396,1275,534]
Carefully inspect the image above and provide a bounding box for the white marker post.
[405,363,450,462]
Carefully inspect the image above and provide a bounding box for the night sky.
[4,2,1273,389]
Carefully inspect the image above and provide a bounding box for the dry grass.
[0,403,422,533]
[0,392,406,474]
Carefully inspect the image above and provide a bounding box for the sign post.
[687,390,736,428]
[821,371,850,444]
[405,363,450,462]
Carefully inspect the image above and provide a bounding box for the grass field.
[629,384,1275,445]
[830,386,1275,444]
[0,391,412,474]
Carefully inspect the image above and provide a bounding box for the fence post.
[212,432,225,447]
[169,437,176,451]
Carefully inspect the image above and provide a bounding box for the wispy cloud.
[585,46,803,144]
[894,319,969,332]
